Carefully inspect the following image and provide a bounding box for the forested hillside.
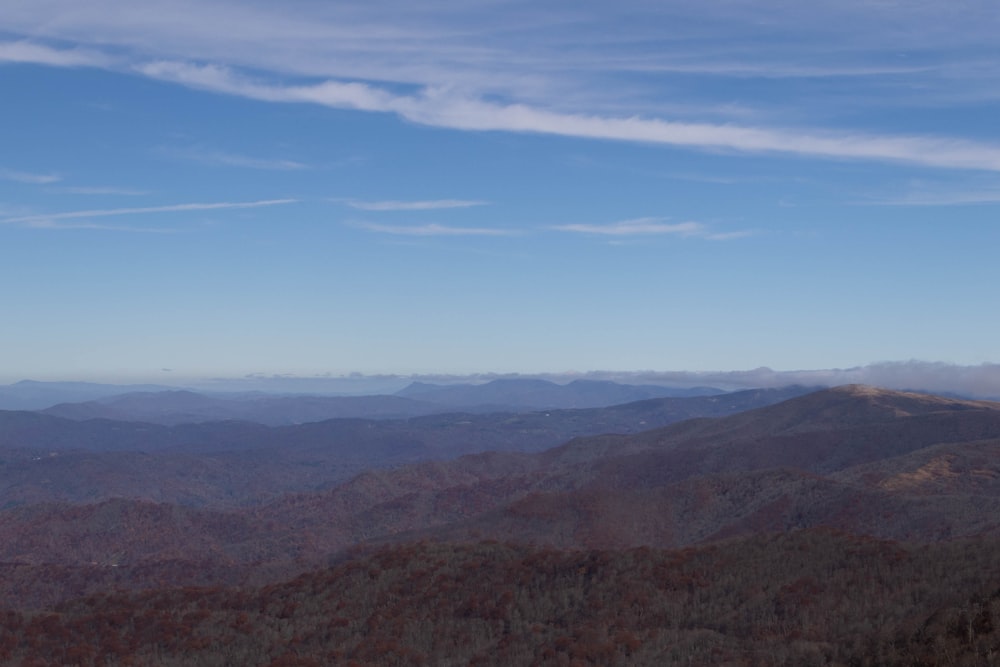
[1,531,998,665]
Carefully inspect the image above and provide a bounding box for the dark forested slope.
[2,531,999,666]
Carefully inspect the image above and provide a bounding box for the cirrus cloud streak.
[353,221,517,237]
[7,35,1000,173]
[0,167,62,184]
[1,199,296,227]
[0,40,113,68]
[553,218,752,240]
[345,199,489,211]
[135,60,1000,173]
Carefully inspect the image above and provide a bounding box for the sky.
[2,0,1000,384]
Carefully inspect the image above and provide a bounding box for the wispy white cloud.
[414,99,1000,172]
[0,40,112,68]
[25,220,176,233]
[61,186,150,196]
[701,230,757,241]
[1,199,296,227]
[5,4,1000,171]
[5,2,996,99]
[353,221,516,237]
[162,146,307,170]
[873,189,1000,206]
[345,199,488,211]
[137,61,396,110]
[131,61,1000,172]
[593,58,938,80]
[553,218,703,236]
[552,218,751,240]
[0,167,61,184]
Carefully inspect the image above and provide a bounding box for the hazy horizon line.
[4,360,999,399]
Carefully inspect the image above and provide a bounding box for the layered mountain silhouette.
[0,380,174,411]
[0,386,810,508]
[36,378,728,425]
[2,385,998,573]
[4,385,1000,664]
[40,390,443,425]
[396,377,724,409]
[257,385,1000,554]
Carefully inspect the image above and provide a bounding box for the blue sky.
[2,0,1000,384]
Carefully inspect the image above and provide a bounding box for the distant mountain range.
[1,385,998,571]
[0,380,176,411]
[30,378,726,425]
[40,390,444,425]
[396,378,724,409]
[0,386,813,508]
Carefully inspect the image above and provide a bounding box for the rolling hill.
[1,385,998,575]
[252,385,1000,554]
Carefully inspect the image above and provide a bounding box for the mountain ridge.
[395,377,726,409]
[0,386,815,508]
[2,387,999,572]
